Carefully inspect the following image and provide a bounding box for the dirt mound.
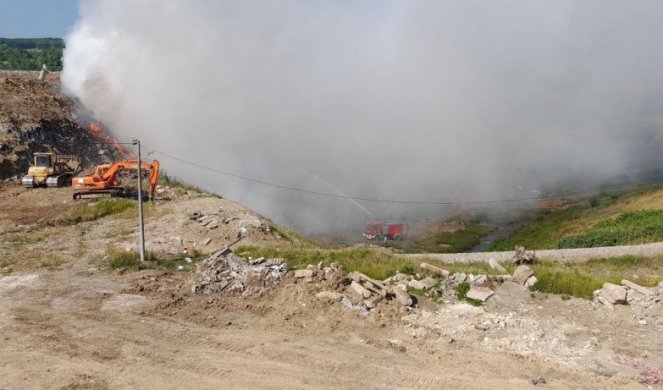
[0,71,122,180]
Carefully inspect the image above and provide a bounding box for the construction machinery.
[22,152,81,188]
[72,159,160,200]
[362,220,408,241]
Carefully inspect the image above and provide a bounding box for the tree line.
[0,38,64,71]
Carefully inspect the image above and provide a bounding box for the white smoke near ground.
[62,0,663,234]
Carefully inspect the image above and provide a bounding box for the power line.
[144,145,585,206]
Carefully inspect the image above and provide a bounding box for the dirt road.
[0,265,644,389]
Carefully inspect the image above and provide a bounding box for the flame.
[90,122,102,135]
[87,121,133,158]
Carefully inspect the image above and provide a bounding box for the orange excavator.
[72,160,160,200]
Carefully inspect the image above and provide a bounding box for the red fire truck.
[362,220,408,241]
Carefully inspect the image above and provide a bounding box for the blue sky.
[0,0,78,38]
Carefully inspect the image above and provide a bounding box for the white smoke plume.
[63,1,663,234]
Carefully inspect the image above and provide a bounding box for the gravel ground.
[399,242,663,263]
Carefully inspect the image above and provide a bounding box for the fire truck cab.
[362,220,408,241]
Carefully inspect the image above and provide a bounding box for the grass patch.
[558,210,663,248]
[108,247,145,270]
[160,172,206,194]
[235,245,420,280]
[107,247,204,272]
[269,224,321,248]
[68,198,137,224]
[530,255,663,299]
[391,223,493,253]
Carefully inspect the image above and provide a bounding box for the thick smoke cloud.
[62,0,663,234]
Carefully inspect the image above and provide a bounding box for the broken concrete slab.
[294,269,314,278]
[512,265,534,285]
[524,275,538,288]
[350,280,372,299]
[408,279,427,290]
[621,279,654,296]
[486,281,531,308]
[316,291,344,302]
[466,286,494,302]
[451,272,467,284]
[207,220,219,229]
[471,275,488,286]
[393,285,413,306]
[488,258,507,273]
[420,277,438,289]
[419,262,450,278]
[600,283,627,305]
[364,295,383,309]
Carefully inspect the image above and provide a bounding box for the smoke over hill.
[62,1,663,233]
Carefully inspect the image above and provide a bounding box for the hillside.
[490,186,663,250]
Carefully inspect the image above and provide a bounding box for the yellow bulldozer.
[22,152,82,188]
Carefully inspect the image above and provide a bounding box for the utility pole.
[133,138,146,262]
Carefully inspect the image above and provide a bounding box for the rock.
[306,264,317,271]
[466,286,494,302]
[524,275,538,288]
[392,273,411,283]
[531,376,546,386]
[601,283,627,305]
[316,291,344,302]
[420,277,438,289]
[488,258,507,273]
[451,272,467,283]
[364,295,383,309]
[350,281,372,299]
[419,262,450,278]
[621,279,654,296]
[474,321,491,331]
[202,238,212,245]
[408,279,427,290]
[317,261,324,270]
[393,285,413,306]
[487,274,513,283]
[487,281,531,308]
[512,265,534,285]
[207,220,219,229]
[471,275,488,286]
[294,269,314,278]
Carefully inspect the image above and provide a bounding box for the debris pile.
[190,211,219,230]
[191,248,287,296]
[594,279,663,323]
[512,245,538,265]
[309,260,536,312]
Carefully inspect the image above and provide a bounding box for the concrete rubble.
[191,248,287,296]
[192,251,546,314]
[594,279,663,322]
